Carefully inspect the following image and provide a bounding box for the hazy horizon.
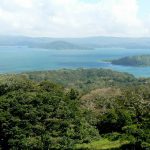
[1,35,150,39]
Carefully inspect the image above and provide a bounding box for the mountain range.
[0,36,150,49]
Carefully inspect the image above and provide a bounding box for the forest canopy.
[0,69,150,149]
[111,55,150,67]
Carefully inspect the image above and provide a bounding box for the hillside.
[21,68,139,93]
[111,55,150,67]
[0,69,150,149]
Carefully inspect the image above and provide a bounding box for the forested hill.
[0,69,150,149]
[21,68,139,93]
[111,55,150,67]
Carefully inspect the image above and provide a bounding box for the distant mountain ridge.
[0,36,150,49]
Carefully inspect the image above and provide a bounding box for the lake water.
[0,46,150,77]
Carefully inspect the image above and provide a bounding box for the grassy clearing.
[75,139,129,150]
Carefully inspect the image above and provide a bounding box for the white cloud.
[0,0,149,37]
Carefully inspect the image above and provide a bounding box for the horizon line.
[1,34,150,39]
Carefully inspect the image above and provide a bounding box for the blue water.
[0,46,150,77]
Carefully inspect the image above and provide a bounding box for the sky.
[0,0,150,37]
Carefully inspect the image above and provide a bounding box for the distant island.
[29,41,91,50]
[111,55,150,67]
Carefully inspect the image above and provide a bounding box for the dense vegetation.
[0,76,99,149]
[111,55,150,67]
[21,68,143,93]
[0,69,150,149]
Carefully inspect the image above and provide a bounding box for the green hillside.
[21,68,139,93]
[112,55,150,67]
[0,69,150,149]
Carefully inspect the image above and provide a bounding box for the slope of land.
[21,68,139,93]
[111,55,150,67]
[0,69,150,149]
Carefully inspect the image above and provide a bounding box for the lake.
[0,46,150,77]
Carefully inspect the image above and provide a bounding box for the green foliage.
[22,68,138,93]
[112,55,150,67]
[0,69,150,149]
[97,109,133,134]
[75,138,129,150]
[67,88,79,100]
[96,87,150,149]
[0,78,99,149]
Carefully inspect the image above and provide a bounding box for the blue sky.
[138,0,150,17]
[83,0,150,18]
[0,0,149,37]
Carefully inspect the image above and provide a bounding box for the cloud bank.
[0,0,149,37]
